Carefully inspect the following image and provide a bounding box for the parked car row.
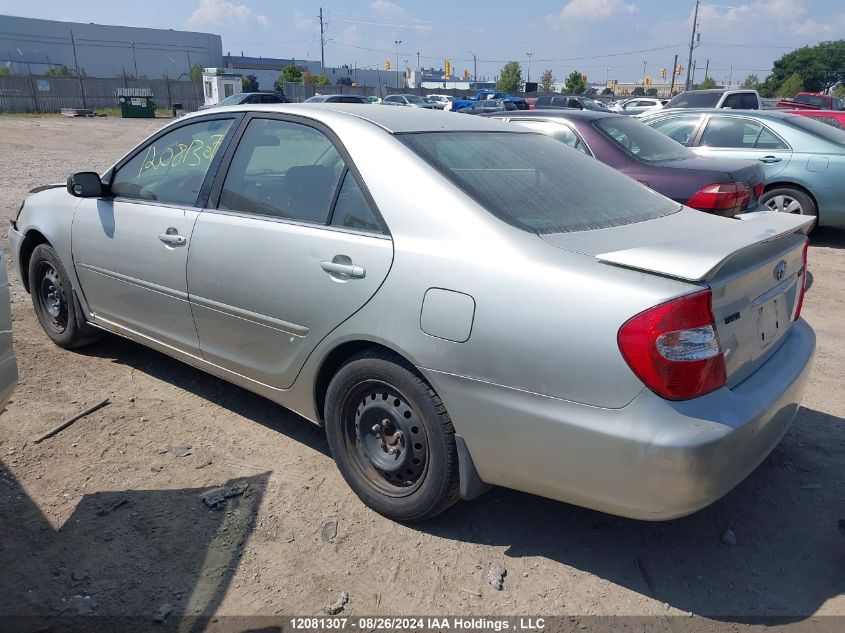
[10,102,820,525]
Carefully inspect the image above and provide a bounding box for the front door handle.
[759,155,783,164]
[159,230,186,246]
[320,260,366,278]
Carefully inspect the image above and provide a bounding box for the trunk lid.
[541,209,813,385]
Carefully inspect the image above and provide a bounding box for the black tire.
[324,350,460,522]
[760,187,816,218]
[28,243,98,349]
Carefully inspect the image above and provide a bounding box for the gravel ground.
[0,115,843,627]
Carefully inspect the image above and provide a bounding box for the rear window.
[665,91,721,108]
[398,132,679,234]
[782,114,845,145]
[794,94,827,108]
[595,116,696,162]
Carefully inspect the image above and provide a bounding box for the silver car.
[0,250,18,410]
[9,105,815,522]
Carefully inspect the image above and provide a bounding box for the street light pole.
[642,60,647,88]
[130,41,138,78]
[526,52,533,84]
[685,0,700,91]
[395,40,401,88]
[469,50,477,84]
[728,64,734,87]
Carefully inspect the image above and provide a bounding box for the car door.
[187,115,393,389]
[72,115,239,354]
[693,114,792,179]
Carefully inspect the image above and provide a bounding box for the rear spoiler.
[596,211,815,282]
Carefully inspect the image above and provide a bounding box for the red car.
[783,109,845,131]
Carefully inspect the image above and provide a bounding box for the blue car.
[641,109,845,228]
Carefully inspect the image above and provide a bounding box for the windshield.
[595,116,695,162]
[665,91,721,108]
[398,132,679,234]
[782,114,845,146]
[405,95,427,104]
[218,94,246,106]
[794,94,827,107]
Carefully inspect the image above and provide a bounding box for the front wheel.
[324,350,460,522]
[28,243,98,349]
[760,187,816,217]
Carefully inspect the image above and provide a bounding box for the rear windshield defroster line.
[397,131,680,234]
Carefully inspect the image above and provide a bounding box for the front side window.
[700,117,788,149]
[510,119,591,155]
[110,118,233,205]
[399,131,679,234]
[219,118,344,223]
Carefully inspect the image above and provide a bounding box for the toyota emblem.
[774,260,787,282]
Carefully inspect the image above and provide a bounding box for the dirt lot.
[0,116,843,628]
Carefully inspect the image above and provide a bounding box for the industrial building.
[0,14,222,79]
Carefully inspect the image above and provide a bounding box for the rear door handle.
[159,232,186,246]
[759,155,783,163]
[320,260,366,278]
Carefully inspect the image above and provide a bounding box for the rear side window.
[330,172,382,233]
[219,118,344,223]
[398,131,679,234]
[595,116,696,162]
[699,117,787,149]
[721,93,743,108]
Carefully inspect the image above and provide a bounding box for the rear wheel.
[324,350,460,522]
[760,187,816,217]
[28,244,98,349]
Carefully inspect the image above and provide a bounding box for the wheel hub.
[353,389,427,487]
[766,194,803,214]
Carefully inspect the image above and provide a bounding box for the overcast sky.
[6,0,845,83]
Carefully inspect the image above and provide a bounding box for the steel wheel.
[342,381,429,497]
[765,194,804,214]
[34,261,68,335]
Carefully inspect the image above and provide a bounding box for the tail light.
[754,182,764,200]
[528,104,536,109]
[618,289,727,401]
[794,238,810,321]
[687,182,750,214]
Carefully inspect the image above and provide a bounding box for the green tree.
[539,69,554,93]
[601,87,613,95]
[314,74,331,86]
[645,87,658,96]
[0,67,10,76]
[698,76,717,89]
[741,74,759,89]
[777,72,804,98]
[764,40,845,93]
[281,64,302,83]
[189,63,204,82]
[631,86,645,96]
[564,70,586,94]
[46,64,72,77]
[833,84,845,98]
[496,61,522,92]
[241,74,259,92]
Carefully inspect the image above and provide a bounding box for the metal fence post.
[29,72,40,113]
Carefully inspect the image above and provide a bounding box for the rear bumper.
[430,318,815,520]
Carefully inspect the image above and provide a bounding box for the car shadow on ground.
[74,335,844,623]
[421,405,845,622]
[77,335,331,458]
[811,226,844,249]
[0,462,269,632]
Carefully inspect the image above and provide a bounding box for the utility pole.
[319,8,326,73]
[416,51,420,70]
[130,41,138,78]
[642,60,647,87]
[469,51,477,84]
[394,40,402,88]
[728,64,734,87]
[703,58,709,82]
[70,29,86,108]
[669,53,678,97]
[526,52,533,84]
[691,60,696,88]
[685,0,699,91]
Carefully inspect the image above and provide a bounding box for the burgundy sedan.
[484,109,765,216]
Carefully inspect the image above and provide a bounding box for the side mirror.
[67,172,104,198]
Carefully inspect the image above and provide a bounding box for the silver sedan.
[9,104,815,521]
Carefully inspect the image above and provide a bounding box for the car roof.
[644,108,796,120]
[482,109,621,121]
[182,103,526,134]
